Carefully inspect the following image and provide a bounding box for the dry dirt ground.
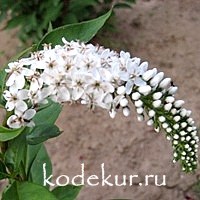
[0,0,200,199]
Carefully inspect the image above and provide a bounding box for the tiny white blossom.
[3,89,29,111]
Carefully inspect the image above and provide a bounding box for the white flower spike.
[3,38,198,172]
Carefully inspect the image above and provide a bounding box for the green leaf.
[0,126,24,142]
[114,3,132,9]
[0,68,7,92]
[27,144,52,187]
[48,22,53,33]
[52,185,82,200]
[0,160,9,180]
[27,124,61,145]
[37,9,112,49]
[5,132,27,175]
[2,181,57,200]
[33,101,62,126]
[5,15,26,29]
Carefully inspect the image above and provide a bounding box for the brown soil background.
[0,0,200,199]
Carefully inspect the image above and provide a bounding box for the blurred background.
[0,0,200,199]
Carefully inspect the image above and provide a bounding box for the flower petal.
[5,101,15,111]
[15,75,25,89]
[17,89,29,100]
[23,109,36,120]
[7,115,22,129]
[15,101,28,112]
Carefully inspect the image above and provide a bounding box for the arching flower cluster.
[3,38,198,172]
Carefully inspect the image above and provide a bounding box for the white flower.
[86,68,114,95]
[69,70,90,100]
[7,106,36,129]
[6,62,34,90]
[119,58,147,94]
[3,88,29,111]
[41,71,70,103]
[27,71,44,92]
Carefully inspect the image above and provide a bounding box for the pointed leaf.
[0,160,9,180]
[26,124,61,145]
[5,132,27,174]
[52,185,82,200]
[2,181,57,200]
[37,9,112,49]
[27,144,52,187]
[0,126,24,142]
[33,101,62,126]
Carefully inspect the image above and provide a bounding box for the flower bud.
[153,92,162,100]
[150,72,164,87]
[162,123,168,129]
[186,136,191,141]
[147,119,154,126]
[131,92,141,101]
[123,107,130,117]
[181,122,187,128]
[173,124,179,130]
[164,103,172,111]
[142,68,157,81]
[180,108,187,117]
[137,115,144,122]
[173,134,179,139]
[180,131,186,136]
[186,110,192,117]
[174,100,184,108]
[168,86,178,95]
[166,136,171,140]
[154,127,160,133]
[159,78,171,89]
[135,100,143,107]
[136,107,144,114]
[120,97,128,107]
[138,85,151,96]
[158,116,165,122]
[171,108,177,115]
[174,115,181,122]
[187,117,193,123]
[165,96,175,103]
[148,110,155,117]
[153,100,161,108]
[117,86,126,95]
[109,109,116,118]
[166,127,172,133]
